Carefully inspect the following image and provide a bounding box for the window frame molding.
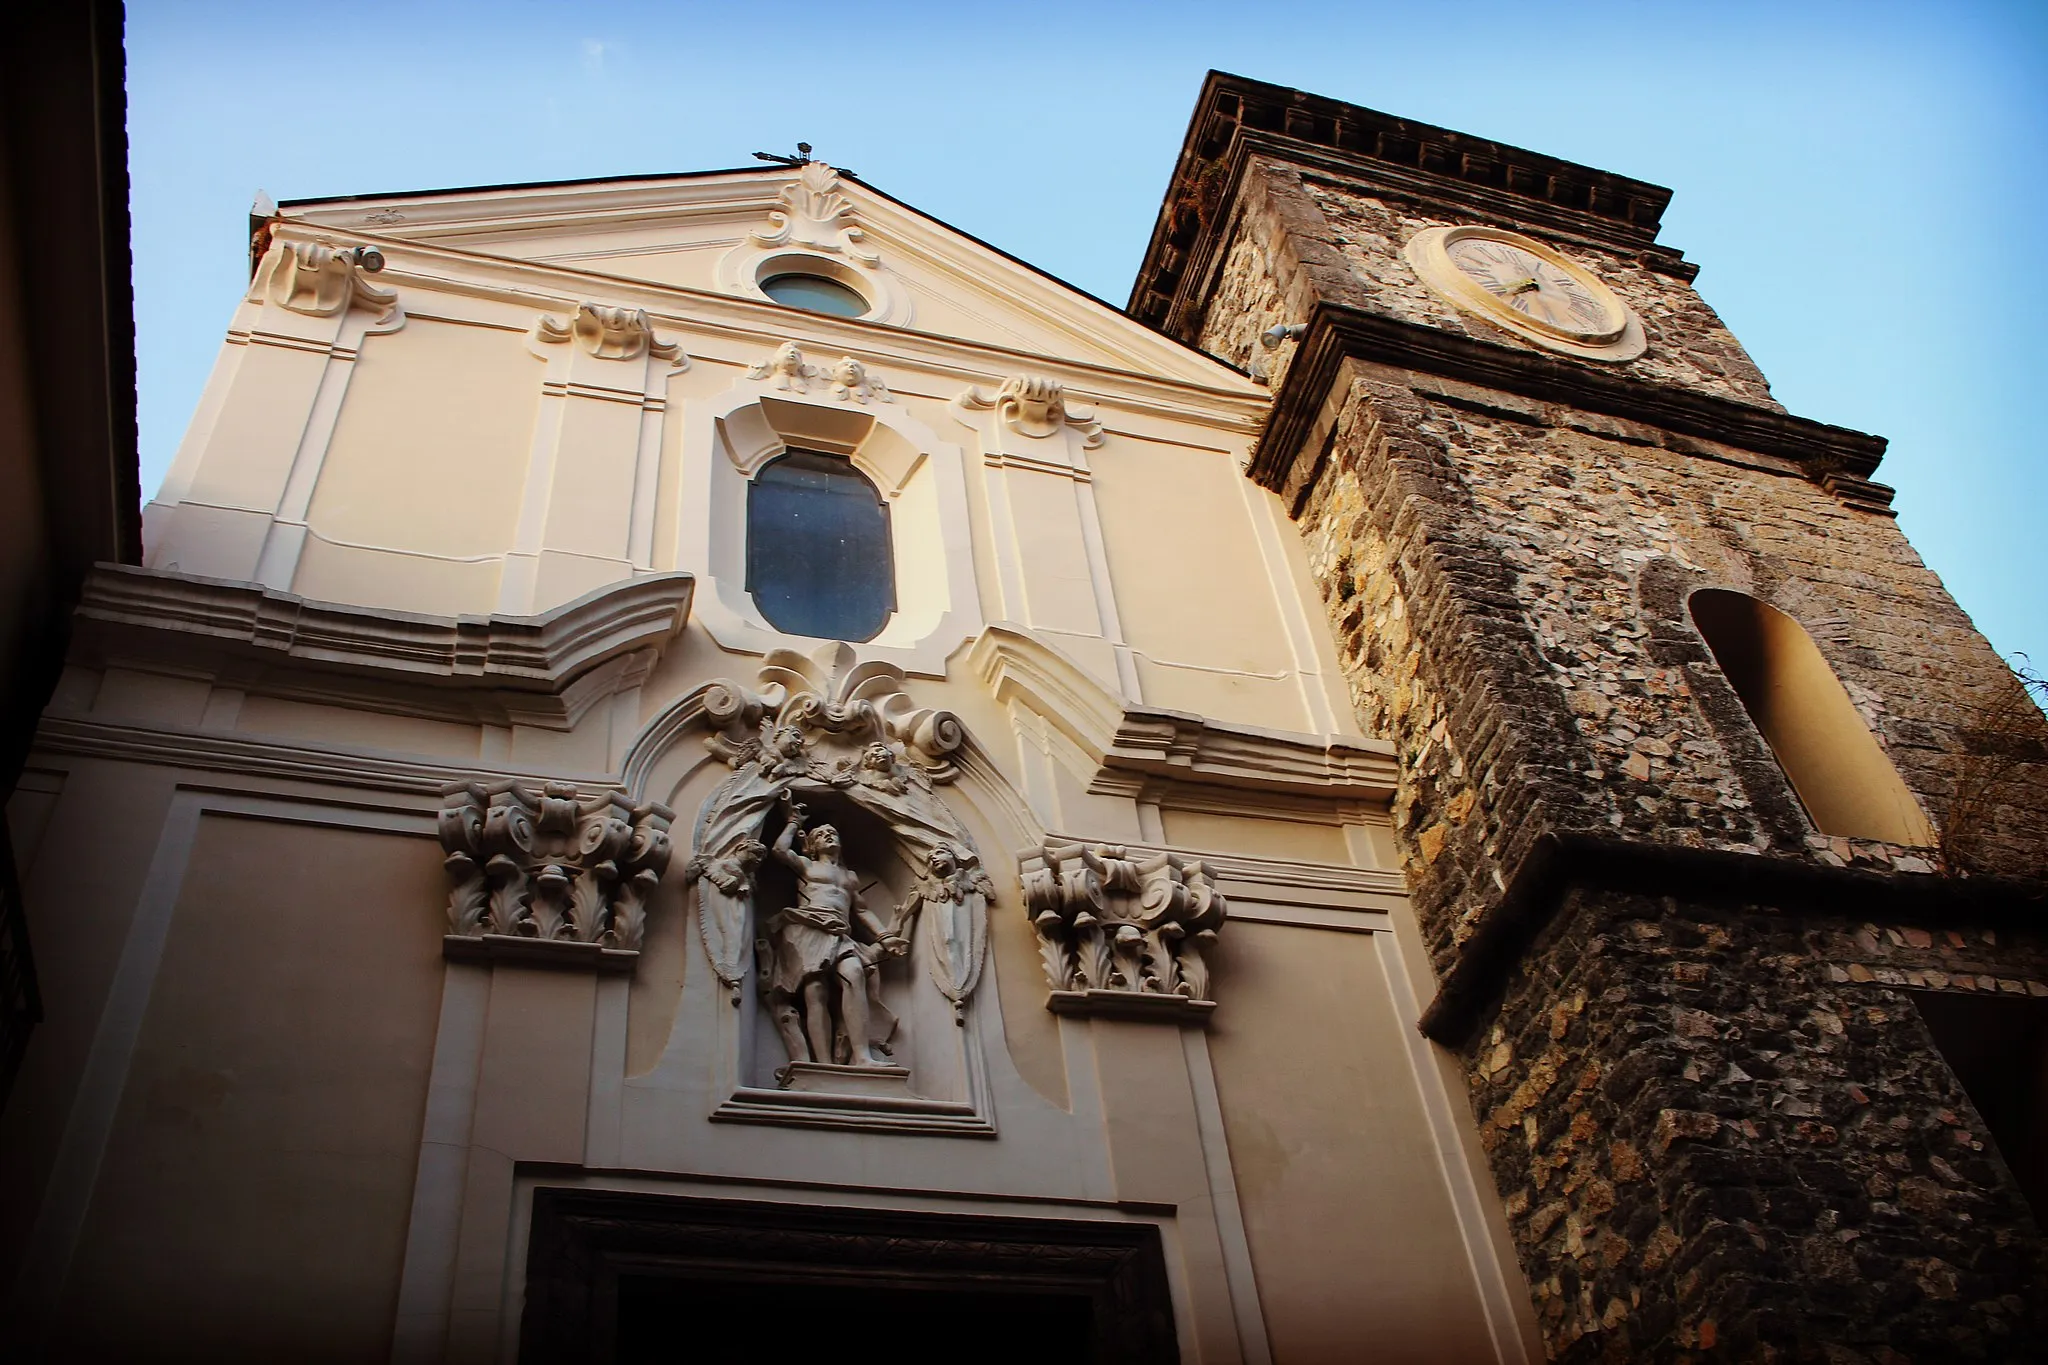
[716,243,913,327]
[678,368,982,676]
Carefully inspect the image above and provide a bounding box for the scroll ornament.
[439,779,675,956]
[682,643,990,1028]
[957,374,1103,448]
[1023,842,1227,1018]
[534,302,684,361]
[267,240,398,318]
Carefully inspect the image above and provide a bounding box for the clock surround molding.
[1404,224,1647,363]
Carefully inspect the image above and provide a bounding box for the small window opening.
[1690,589,1933,844]
[1912,990,2048,1228]
[746,450,894,642]
[760,273,869,318]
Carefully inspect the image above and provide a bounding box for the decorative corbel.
[266,240,399,318]
[955,375,1103,449]
[1021,842,1226,1020]
[439,779,675,971]
[750,161,881,264]
[534,302,685,362]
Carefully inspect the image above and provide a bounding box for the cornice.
[969,625,1396,802]
[1131,71,1674,334]
[289,164,1247,384]
[1418,832,2048,1047]
[1250,302,1889,513]
[69,565,694,731]
[261,222,1268,433]
[29,714,616,800]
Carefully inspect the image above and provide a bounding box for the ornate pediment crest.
[957,375,1103,448]
[750,161,880,264]
[684,643,988,1052]
[534,302,684,361]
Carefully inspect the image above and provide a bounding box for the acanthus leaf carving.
[267,240,399,318]
[438,779,674,965]
[1022,842,1227,1020]
[682,642,987,1063]
[750,161,880,264]
[956,375,1103,449]
[534,302,684,362]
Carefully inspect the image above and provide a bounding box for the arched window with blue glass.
[745,449,895,642]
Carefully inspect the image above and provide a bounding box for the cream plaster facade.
[2,160,1541,1362]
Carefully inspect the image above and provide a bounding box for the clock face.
[1402,225,1646,362]
[1443,237,1620,340]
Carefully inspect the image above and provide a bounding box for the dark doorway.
[520,1189,1179,1365]
[616,1275,1093,1364]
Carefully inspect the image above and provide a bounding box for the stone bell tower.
[1134,73,2048,1362]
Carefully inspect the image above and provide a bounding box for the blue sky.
[127,0,2047,670]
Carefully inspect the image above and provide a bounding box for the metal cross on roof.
[752,142,854,178]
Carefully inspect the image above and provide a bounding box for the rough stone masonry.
[1134,74,2048,1363]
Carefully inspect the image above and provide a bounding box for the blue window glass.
[746,450,895,642]
[759,273,869,318]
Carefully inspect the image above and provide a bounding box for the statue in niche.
[758,798,910,1069]
[681,642,997,1083]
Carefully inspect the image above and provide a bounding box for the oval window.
[759,272,869,318]
[746,450,895,641]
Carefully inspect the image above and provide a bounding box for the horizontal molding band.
[1252,302,1888,509]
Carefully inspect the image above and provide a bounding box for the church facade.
[2,72,2042,1363]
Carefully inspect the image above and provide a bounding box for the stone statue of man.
[761,799,908,1068]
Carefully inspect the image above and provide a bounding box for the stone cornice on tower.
[1129,70,1686,339]
[1251,302,1894,513]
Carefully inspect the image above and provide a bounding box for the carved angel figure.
[898,841,994,1023]
[854,741,908,795]
[749,341,816,391]
[684,836,765,1002]
[828,356,889,405]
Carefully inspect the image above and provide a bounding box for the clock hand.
[1499,276,1540,297]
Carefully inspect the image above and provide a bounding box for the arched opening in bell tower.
[1690,589,1934,845]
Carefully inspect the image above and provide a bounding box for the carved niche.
[956,375,1103,448]
[684,643,992,1091]
[750,160,880,264]
[267,240,399,318]
[439,779,675,971]
[1022,842,1228,1021]
[534,302,684,361]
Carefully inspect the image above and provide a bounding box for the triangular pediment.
[284,165,1250,387]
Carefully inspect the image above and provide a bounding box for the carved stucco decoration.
[683,643,991,1043]
[534,302,685,362]
[746,343,891,404]
[749,341,818,392]
[750,160,880,264]
[439,779,675,970]
[827,356,891,405]
[268,240,398,318]
[957,375,1103,448]
[1022,842,1227,1021]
